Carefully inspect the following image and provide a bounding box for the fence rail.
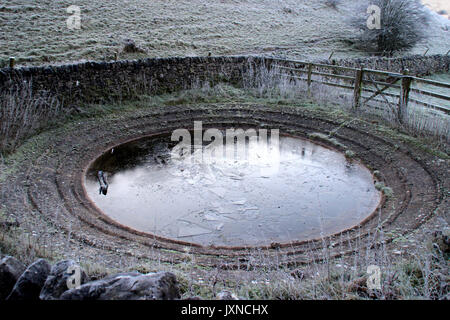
[267,58,450,121]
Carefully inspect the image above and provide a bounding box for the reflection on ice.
[85,134,382,246]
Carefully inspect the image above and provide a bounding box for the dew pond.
[85,130,381,247]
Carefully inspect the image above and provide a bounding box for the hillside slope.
[0,0,449,66]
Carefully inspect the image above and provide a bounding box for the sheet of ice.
[85,134,382,246]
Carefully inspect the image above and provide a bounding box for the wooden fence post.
[398,69,411,124]
[307,63,313,96]
[328,51,334,61]
[352,65,364,109]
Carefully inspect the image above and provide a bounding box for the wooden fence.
[266,58,450,124]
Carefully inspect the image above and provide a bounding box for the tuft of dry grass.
[0,81,62,153]
[171,221,450,300]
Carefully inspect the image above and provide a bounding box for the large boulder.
[6,258,51,300]
[60,271,180,300]
[39,260,89,300]
[0,256,26,300]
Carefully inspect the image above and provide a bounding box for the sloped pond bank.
[0,103,448,298]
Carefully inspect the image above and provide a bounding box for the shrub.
[350,0,430,55]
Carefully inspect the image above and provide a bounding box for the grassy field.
[1,0,449,66]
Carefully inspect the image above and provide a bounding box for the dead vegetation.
[0,81,62,153]
[241,60,449,143]
[3,203,447,300]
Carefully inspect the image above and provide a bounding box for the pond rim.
[80,127,386,251]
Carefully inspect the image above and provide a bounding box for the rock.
[216,290,239,300]
[6,259,51,300]
[39,260,89,300]
[0,256,26,300]
[60,271,180,300]
[122,39,146,54]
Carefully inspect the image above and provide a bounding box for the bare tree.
[350,0,430,55]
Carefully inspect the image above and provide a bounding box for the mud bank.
[1,103,447,270]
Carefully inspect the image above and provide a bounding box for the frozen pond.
[85,130,381,247]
